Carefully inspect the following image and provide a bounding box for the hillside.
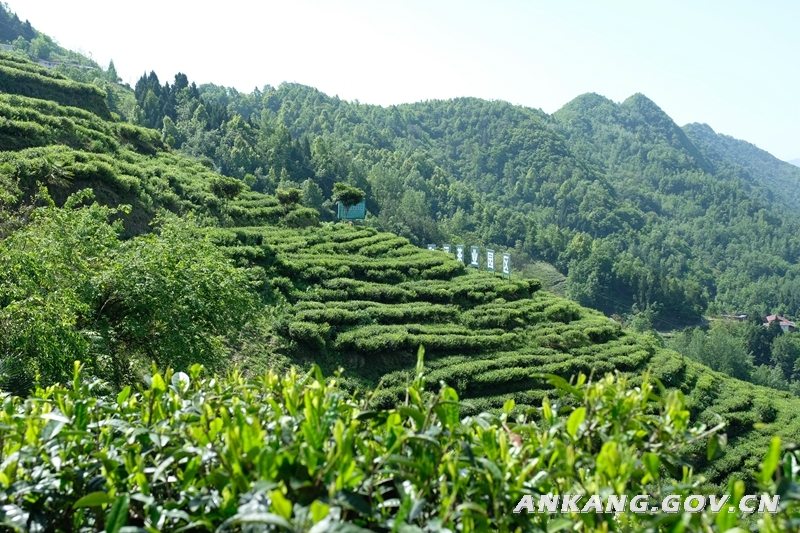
[551,93,800,319]
[683,122,800,210]
[0,55,799,499]
[7,0,800,332]
[209,208,800,490]
[107,76,800,329]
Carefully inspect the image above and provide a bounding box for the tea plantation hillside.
[0,53,318,238]
[1,54,800,494]
[208,206,800,489]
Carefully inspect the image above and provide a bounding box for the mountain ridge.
[683,122,800,211]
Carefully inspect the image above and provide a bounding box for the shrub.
[288,320,329,349]
[754,396,778,424]
[284,207,319,228]
[0,60,111,118]
[276,187,303,206]
[0,356,775,532]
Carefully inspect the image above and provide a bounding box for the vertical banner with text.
[470,246,480,268]
[455,245,465,264]
[486,249,495,272]
[502,253,511,278]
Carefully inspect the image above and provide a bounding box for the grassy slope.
[0,55,798,491]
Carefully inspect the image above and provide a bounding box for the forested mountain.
[683,122,800,210]
[115,76,800,326]
[552,93,800,319]
[0,2,34,44]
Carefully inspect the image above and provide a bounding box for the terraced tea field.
[204,215,800,489]
[212,222,653,407]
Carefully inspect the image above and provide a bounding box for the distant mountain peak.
[622,92,658,106]
[789,158,800,168]
[568,92,616,106]
[553,92,616,118]
[621,93,674,124]
[684,122,716,136]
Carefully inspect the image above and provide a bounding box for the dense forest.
[3,9,800,530]
[112,70,800,332]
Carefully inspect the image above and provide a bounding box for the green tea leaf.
[642,452,660,482]
[760,436,782,483]
[116,386,131,406]
[269,490,292,519]
[217,513,292,530]
[310,500,329,523]
[503,398,515,415]
[547,517,573,532]
[105,495,129,533]
[73,491,114,508]
[150,373,166,393]
[566,407,586,439]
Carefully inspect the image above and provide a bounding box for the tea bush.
[3,353,799,532]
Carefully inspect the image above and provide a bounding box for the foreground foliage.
[0,193,255,394]
[2,354,799,532]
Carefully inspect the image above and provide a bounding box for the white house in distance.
[764,314,796,332]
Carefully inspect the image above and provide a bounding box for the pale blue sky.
[13,0,800,160]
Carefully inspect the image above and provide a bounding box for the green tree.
[772,333,800,381]
[107,59,120,83]
[751,364,790,391]
[396,189,440,245]
[0,196,257,393]
[29,34,52,60]
[705,324,754,381]
[161,115,180,148]
[332,182,365,207]
[745,318,784,365]
[94,215,255,383]
[300,178,324,210]
[0,192,119,394]
[209,175,245,200]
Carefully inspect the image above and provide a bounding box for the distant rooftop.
[765,315,796,328]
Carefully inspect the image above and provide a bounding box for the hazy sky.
[12,0,799,160]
